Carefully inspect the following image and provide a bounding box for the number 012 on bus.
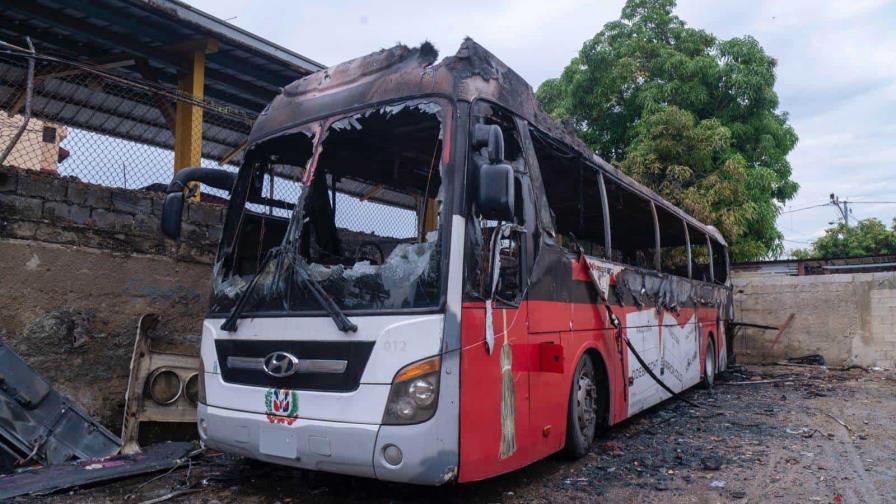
[158,39,733,485]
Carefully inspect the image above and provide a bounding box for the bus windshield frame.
[207,97,455,319]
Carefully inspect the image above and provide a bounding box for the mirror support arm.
[166,166,236,194]
[160,167,236,240]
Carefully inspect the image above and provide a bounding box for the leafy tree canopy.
[792,219,896,259]
[536,0,798,260]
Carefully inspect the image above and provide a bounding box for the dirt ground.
[17,364,896,504]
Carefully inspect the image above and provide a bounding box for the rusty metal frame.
[120,313,199,454]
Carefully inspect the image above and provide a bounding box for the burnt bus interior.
[225,102,444,280]
[526,123,728,285]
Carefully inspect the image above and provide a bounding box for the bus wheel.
[563,356,597,459]
[702,337,716,389]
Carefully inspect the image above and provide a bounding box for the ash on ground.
[19,364,896,504]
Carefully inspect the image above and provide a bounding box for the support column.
[174,48,205,199]
[424,198,438,232]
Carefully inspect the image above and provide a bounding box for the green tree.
[792,219,896,259]
[537,0,798,260]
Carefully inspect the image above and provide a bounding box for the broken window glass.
[605,177,657,269]
[531,127,608,258]
[210,99,449,315]
[688,225,712,283]
[710,238,728,284]
[656,206,690,277]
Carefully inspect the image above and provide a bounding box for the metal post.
[174,47,206,201]
[0,37,35,166]
[830,193,851,227]
[650,201,661,271]
[683,222,692,279]
[597,172,611,258]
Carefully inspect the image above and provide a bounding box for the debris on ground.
[0,442,196,500]
[0,341,121,473]
[12,364,896,503]
[787,354,827,366]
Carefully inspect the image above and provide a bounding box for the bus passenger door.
[458,205,532,479]
[524,251,569,458]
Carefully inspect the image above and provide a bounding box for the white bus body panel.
[198,313,460,484]
[625,310,701,417]
[200,315,443,421]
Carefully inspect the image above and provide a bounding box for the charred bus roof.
[248,38,727,246]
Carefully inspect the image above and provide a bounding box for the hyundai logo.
[263,351,299,378]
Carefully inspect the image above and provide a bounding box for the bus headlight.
[382,356,440,425]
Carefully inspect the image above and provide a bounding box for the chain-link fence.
[0,42,427,246]
[0,43,253,201]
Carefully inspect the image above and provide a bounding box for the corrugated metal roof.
[0,0,324,162]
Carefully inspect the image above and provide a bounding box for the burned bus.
[160,39,732,484]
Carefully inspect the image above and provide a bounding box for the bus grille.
[214,340,376,392]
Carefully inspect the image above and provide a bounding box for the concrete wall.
[732,269,896,368]
[0,166,222,430]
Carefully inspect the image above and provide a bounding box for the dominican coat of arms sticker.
[265,388,299,425]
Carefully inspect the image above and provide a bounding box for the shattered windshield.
[209,99,448,316]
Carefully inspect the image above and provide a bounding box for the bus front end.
[191,96,464,485]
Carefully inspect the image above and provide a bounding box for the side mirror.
[160,167,237,240]
[473,124,505,163]
[160,192,185,239]
[477,162,514,221]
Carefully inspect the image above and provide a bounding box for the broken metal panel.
[0,341,121,471]
[120,314,199,454]
[0,441,194,500]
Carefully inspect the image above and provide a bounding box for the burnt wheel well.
[705,331,717,373]
[584,348,610,430]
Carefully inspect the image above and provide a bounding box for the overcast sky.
[189,0,896,253]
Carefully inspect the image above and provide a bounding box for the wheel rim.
[575,368,597,437]
[705,344,715,385]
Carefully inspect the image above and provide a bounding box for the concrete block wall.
[0,167,222,263]
[0,167,224,430]
[732,269,896,368]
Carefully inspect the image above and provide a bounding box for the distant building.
[733,254,896,276]
[0,114,69,172]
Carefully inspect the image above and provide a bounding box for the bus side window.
[689,226,711,282]
[656,206,689,277]
[604,178,656,269]
[710,239,728,284]
[529,127,607,257]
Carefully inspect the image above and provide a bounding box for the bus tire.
[702,336,716,389]
[563,356,598,459]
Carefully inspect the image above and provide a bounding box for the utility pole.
[830,193,851,226]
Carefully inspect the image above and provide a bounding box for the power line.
[778,200,896,215]
[780,203,829,214]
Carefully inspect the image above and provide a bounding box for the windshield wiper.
[220,246,357,333]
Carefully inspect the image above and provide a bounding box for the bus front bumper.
[197,403,458,485]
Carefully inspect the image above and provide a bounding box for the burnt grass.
[24,364,894,503]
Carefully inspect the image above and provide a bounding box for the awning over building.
[0,0,324,170]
